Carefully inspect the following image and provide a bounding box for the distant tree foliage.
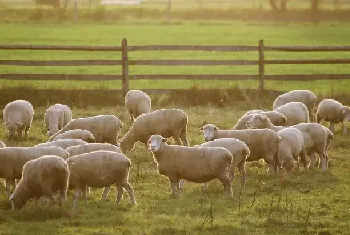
[34,0,71,8]
[268,0,321,12]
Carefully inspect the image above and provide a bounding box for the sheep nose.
[246,122,250,128]
[204,137,211,142]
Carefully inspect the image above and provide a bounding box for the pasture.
[1,21,350,234]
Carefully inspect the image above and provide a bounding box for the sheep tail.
[325,127,334,140]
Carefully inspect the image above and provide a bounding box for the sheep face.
[199,124,217,142]
[148,134,166,152]
[342,106,350,122]
[9,195,27,210]
[4,121,23,139]
[246,114,267,129]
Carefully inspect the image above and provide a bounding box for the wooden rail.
[1,39,350,96]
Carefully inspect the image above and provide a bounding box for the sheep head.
[199,124,218,142]
[246,114,269,129]
[148,134,167,152]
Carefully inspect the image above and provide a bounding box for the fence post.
[121,38,129,97]
[167,0,172,23]
[258,39,265,93]
[74,0,78,23]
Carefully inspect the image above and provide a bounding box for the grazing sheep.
[273,102,310,126]
[246,114,333,171]
[35,139,88,150]
[0,141,6,148]
[66,143,121,156]
[120,108,188,152]
[49,129,95,143]
[0,146,69,198]
[67,150,136,208]
[9,155,70,210]
[199,124,281,173]
[47,115,123,145]
[125,90,151,122]
[277,127,307,172]
[44,104,72,137]
[148,134,233,197]
[233,110,287,130]
[196,138,250,187]
[316,99,350,135]
[273,90,317,120]
[3,100,34,139]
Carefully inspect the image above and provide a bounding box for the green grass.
[1,22,350,95]
[1,103,350,234]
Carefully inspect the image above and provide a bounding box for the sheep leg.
[173,136,182,146]
[320,153,328,171]
[24,126,30,137]
[237,162,246,188]
[5,178,12,199]
[179,179,186,192]
[329,122,335,134]
[72,188,81,209]
[316,114,321,124]
[218,174,232,196]
[123,182,136,205]
[309,152,317,168]
[101,186,111,201]
[81,187,88,205]
[169,178,180,198]
[129,113,134,123]
[180,132,188,146]
[299,146,308,171]
[342,121,347,135]
[17,128,23,139]
[116,184,124,204]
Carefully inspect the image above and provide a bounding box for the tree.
[311,0,319,11]
[268,0,289,11]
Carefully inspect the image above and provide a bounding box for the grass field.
[1,22,350,96]
[0,103,350,235]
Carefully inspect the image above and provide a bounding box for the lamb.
[66,143,121,156]
[276,127,307,172]
[125,90,151,122]
[233,110,287,130]
[44,104,72,137]
[0,141,6,148]
[3,100,34,139]
[120,108,188,152]
[48,129,95,143]
[148,134,233,197]
[35,139,88,150]
[67,150,136,208]
[273,102,310,126]
[196,138,250,187]
[9,155,70,210]
[246,114,333,171]
[0,146,69,198]
[47,115,123,145]
[199,124,281,173]
[316,99,350,135]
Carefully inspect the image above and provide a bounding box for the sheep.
[35,139,88,150]
[196,138,250,187]
[0,141,6,148]
[3,100,34,139]
[273,102,310,126]
[246,114,333,171]
[125,90,151,122]
[233,110,287,130]
[120,108,188,152]
[66,143,121,156]
[199,124,281,173]
[67,150,136,208]
[0,146,69,199]
[316,99,350,135]
[148,134,233,197]
[273,90,317,120]
[44,104,72,137]
[47,115,123,145]
[48,129,95,143]
[9,155,70,210]
[277,127,307,172]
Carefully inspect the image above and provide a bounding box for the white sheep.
[125,90,151,122]
[199,124,281,173]
[316,99,350,135]
[246,114,333,171]
[0,146,69,198]
[148,134,233,197]
[273,90,317,120]
[67,150,136,208]
[35,139,88,149]
[44,104,72,137]
[47,115,123,145]
[66,143,121,156]
[273,102,310,126]
[3,100,34,139]
[120,108,188,152]
[49,129,95,143]
[0,141,6,148]
[9,155,70,210]
[277,127,307,172]
[233,110,287,130]
[196,138,250,187]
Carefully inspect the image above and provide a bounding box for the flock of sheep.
[1,89,350,210]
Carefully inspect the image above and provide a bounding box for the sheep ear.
[198,126,203,131]
[162,138,167,143]
[342,109,346,114]
[214,126,218,130]
[260,115,267,120]
[16,122,23,127]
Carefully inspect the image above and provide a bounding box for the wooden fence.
[1,38,350,97]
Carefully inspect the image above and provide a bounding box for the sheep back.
[66,143,121,156]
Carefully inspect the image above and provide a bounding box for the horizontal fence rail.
[1,38,350,96]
